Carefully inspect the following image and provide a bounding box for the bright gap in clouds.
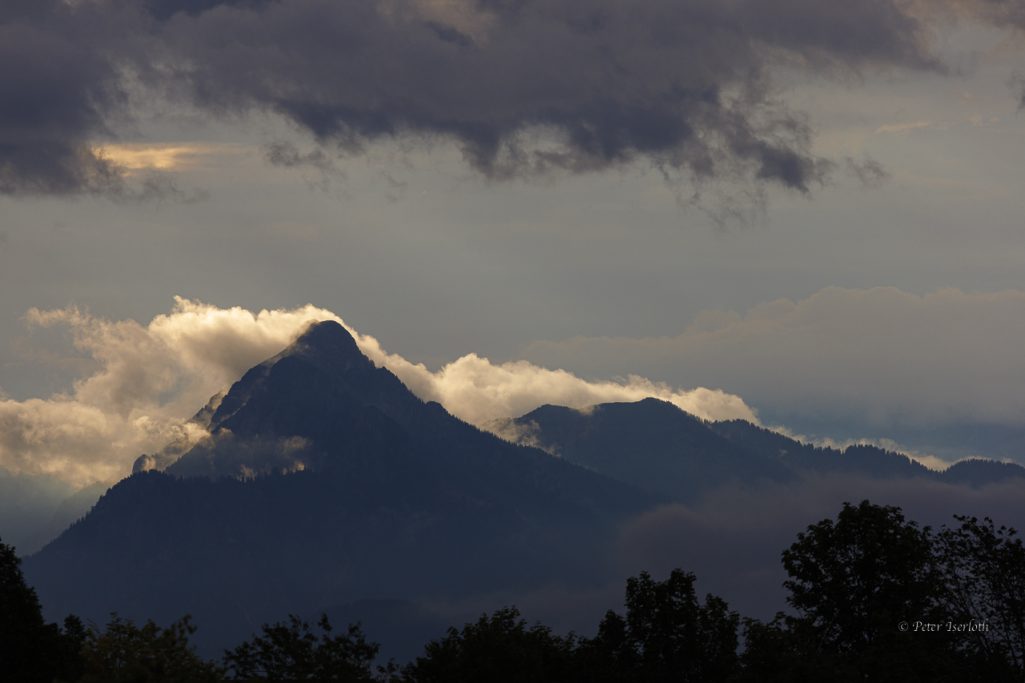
[90,144,246,174]
[0,298,756,487]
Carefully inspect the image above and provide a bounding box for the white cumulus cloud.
[524,286,1025,429]
[0,297,755,486]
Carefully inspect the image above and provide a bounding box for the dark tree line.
[3,500,1025,682]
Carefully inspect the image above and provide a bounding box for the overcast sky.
[2,0,1025,484]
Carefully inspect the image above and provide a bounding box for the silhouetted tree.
[77,614,221,683]
[0,537,85,682]
[579,569,739,683]
[743,500,982,682]
[1,537,53,682]
[401,607,576,683]
[738,615,831,683]
[937,515,1025,680]
[54,614,88,682]
[224,614,381,682]
[783,501,941,645]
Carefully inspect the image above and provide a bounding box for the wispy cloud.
[874,120,936,135]
[767,425,955,472]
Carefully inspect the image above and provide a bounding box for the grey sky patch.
[111,173,211,204]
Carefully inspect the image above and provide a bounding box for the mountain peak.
[291,319,362,357]
[282,319,378,377]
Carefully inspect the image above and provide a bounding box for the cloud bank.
[0,298,753,486]
[9,0,1018,198]
[525,286,1025,431]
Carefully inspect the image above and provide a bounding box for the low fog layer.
[447,473,1025,642]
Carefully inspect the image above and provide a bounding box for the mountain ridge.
[501,398,1025,500]
[25,321,650,652]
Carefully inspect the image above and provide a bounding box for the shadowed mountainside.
[24,322,647,654]
[506,399,792,500]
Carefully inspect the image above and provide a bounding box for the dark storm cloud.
[0,1,126,195]
[1,0,1009,197]
[160,0,938,192]
[143,0,273,21]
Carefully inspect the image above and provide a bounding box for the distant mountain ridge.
[709,418,1025,486]
[500,399,1025,500]
[502,399,792,500]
